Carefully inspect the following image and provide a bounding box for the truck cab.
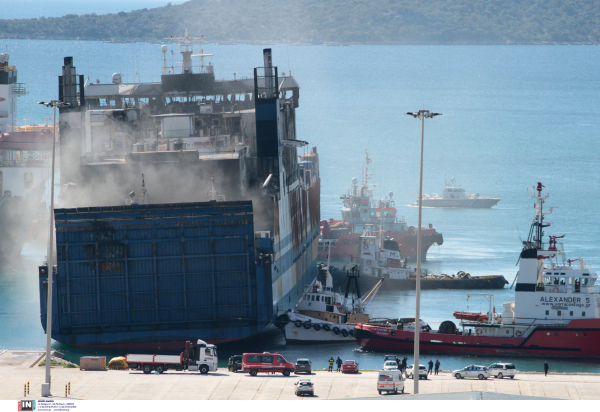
[186,339,218,373]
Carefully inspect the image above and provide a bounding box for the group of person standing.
[427,359,441,375]
[328,357,343,372]
[395,356,440,375]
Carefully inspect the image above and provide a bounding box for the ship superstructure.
[39,38,320,349]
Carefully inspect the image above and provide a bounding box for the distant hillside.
[1,0,599,44]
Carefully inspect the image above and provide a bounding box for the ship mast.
[166,29,208,74]
[361,149,371,198]
[526,182,551,249]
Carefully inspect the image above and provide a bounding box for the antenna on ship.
[166,29,208,75]
[161,45,169,75]
[207,176,225,202]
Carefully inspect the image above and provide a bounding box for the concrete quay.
[1,350,599,400]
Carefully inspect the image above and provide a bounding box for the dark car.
[294,358,312,374]
[231,355,243,372]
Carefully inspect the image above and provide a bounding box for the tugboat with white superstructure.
[355,183,600,358]
[319,150,443,262]
[277,249,380,344]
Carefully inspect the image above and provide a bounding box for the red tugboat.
[354,183,600,358]
[319,150,443,262]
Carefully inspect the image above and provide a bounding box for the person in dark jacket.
[434,359,440,375]
[402,357,408,372]
[427,359,434,375]
[328,357,334,372]
[544,360,549,376]
[336,357,343,372]
[228,356,233,372]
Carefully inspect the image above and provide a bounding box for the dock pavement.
[1,350,599,400]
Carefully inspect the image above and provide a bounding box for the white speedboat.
[413,178,500,208]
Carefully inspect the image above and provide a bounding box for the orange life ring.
[515,330,522,337]
[475,328,481,336]
[363,244,369,250]
[552,287,559,293]
[366,260,372,266]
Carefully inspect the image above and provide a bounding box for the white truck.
[126,339,218,374]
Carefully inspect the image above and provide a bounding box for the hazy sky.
[4,0,188,19]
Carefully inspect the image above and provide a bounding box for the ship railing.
[254,67,278,100]
[10,84,27,95]
[0,159,47,167]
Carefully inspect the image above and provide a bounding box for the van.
[488,362,517,379]
[242,352,295,376]
[377,370,404,395]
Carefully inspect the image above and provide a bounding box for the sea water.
[1,40,599,373]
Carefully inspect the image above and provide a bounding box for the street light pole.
[406,110,441,394]
[38,100,70,397]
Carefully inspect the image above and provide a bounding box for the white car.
[488,363,517,379]
[294,379,314,396]
[405,364,428,380]
[383,360,399,371]
[452,365,490,380]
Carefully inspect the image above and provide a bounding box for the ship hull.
[419,198,500,208]
[355,320,600,358]
[328,267,507,291]
[40,199,320,348]
[319,229,443,262]
[279,313,356,344]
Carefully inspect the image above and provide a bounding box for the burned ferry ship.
[39,38,320,349]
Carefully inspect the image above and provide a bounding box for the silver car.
[452,365,490,380]
[294,379,314,396]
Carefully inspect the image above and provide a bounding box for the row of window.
[545,310,586,316]
[304,294,333,304]
[245,355,285,363]
[542,276,595,286]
